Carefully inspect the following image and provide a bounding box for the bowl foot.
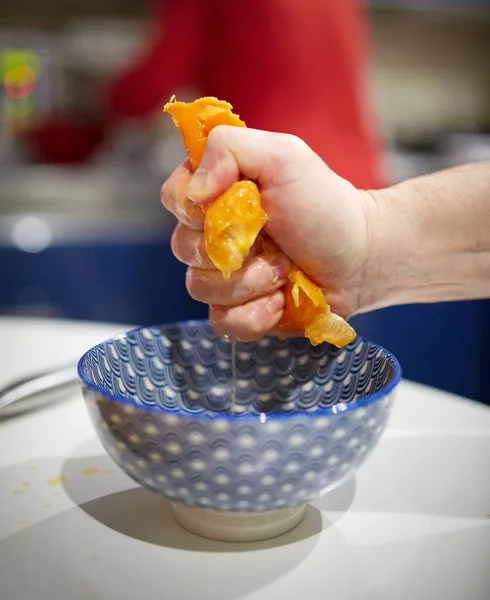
[170,502,307,542]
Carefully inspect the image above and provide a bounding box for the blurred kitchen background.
[1,0,490,403]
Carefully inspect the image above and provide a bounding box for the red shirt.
[106,0,385,189]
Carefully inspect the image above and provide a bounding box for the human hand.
[161,126,373,341]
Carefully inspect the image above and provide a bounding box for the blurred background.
[1,0,489,403]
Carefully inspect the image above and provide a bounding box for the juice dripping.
[231,340,236,414]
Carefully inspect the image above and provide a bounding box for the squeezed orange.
[164,96,355,347]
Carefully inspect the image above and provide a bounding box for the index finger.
[161,159,204,231]
[186,127,312,205]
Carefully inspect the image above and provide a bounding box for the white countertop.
[0,317,489,600]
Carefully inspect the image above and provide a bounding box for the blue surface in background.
[0,242,208,326]
[352,301,490,405]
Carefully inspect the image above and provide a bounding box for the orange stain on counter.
[46,476,66,486]
[81,467,112,476]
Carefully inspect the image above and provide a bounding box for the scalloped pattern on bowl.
[80,322,398,415]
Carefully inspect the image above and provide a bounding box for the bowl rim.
[77,320,402,421]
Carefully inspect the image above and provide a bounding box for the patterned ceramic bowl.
[78,321,401,542]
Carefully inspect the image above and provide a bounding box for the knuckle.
[206,125,227,147]
[173,200,193,227]
[284,133,309,154]
[170,225,184,261]
[266,134,311,183]
[161,171,203,229]
[160,182,172,210]
[170,226,179,255]
[172,226,209,268]
[185,268,200,301]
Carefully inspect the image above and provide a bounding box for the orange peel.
[164,96,245,172]
[278,267,355,347]
[164,96,356,348]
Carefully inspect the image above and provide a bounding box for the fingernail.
[271,254,291,279]
[187,166,207,200]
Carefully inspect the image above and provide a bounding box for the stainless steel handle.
[0,365,79,413]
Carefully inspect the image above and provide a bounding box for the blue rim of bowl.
[77,320,402,421]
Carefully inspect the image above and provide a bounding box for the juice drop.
[231,340,237,414]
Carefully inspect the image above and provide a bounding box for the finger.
[171,223,261,270]
[160,159,204,230]
[171,223,216,269]
[186,252,291,307]
[186,126,313,205]
[209,291,285,342]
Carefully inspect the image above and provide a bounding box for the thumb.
[186,126,311,203]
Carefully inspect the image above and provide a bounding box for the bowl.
[78,321,401,542]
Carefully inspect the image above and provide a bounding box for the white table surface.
[0,316,489,600]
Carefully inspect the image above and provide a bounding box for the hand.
[161,126,373,341]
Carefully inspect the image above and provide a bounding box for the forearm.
[361,161,490,312]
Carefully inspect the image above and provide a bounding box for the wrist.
[357,184,419,313]
[357,163,490,313]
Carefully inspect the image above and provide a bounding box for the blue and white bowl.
[78,321,401,542]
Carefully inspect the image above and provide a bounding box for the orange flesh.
[164,96,356,348]
[204,180,267,279]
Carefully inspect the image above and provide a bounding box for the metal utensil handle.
[0,365,79,411]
